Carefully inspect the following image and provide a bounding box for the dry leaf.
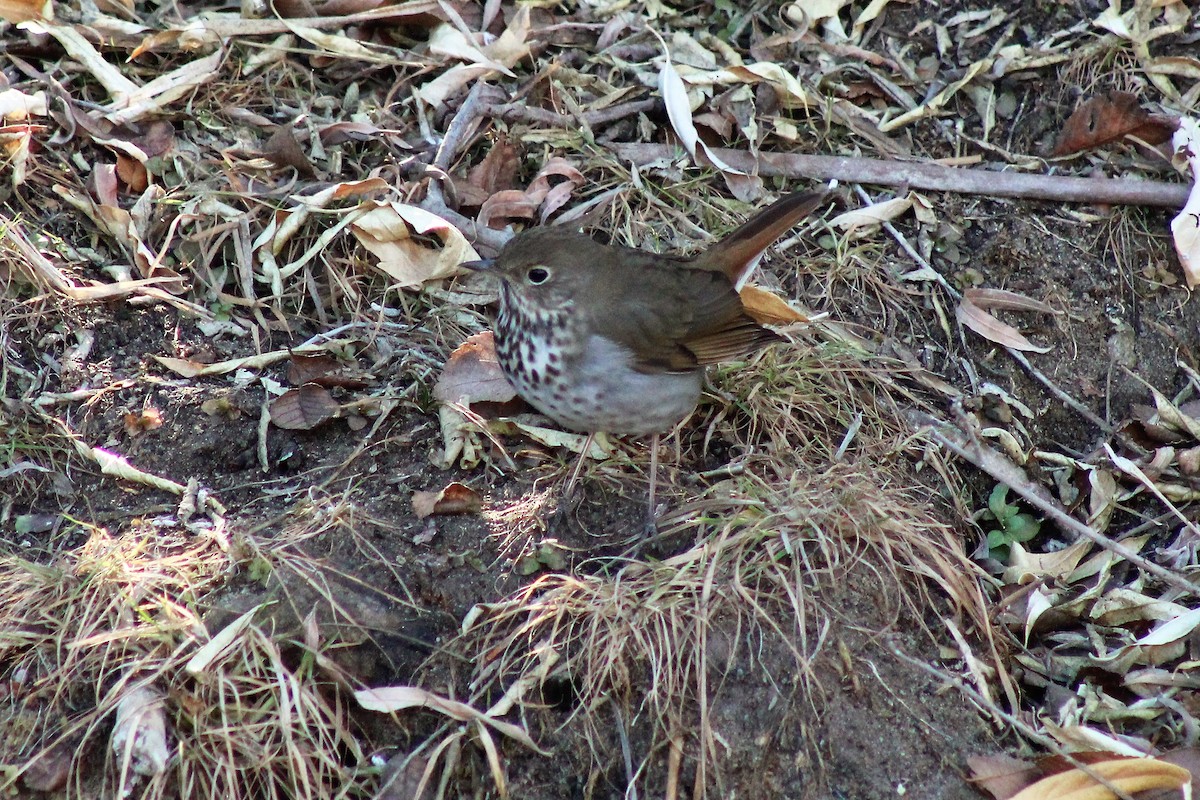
[0,0,50,22]
[968,753,1041,800]
[286,352,370,389]
[829,195,913,231]
[1054,91,1177,156]
[956,295,1051,353]
[123,407,164,436]
[1003,538,1091,584]
[110,686,170,782]
[1010,757,1189,800]
[264,126,316,178]
[1170,116,1200,289]
[352,202,480,288]
[657,41,762,201]
[434,331,518,405]
[412,482,482,519]
[355,685,544,752]
[965,288,1059,315]
[269,384,340,430]
[739,284,810,325]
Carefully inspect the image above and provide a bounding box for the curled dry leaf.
[416,6,531,106]
[956,294,1051,354]
[412,482,482,519]
[657,41,762,201]
[434,331,517,405]
[1009,757,1189,800]
[1054,91,1178,156]
[110,686,170,781]
[1170,116,1200,289]
[354,685,545,753]
[829,195,914,231]
[269,383,340,430]
[739,284,810,325]
[352,202,480,289]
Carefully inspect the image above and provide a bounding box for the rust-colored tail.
[698,189,828,283]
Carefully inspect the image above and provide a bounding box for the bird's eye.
[526,266,551,285]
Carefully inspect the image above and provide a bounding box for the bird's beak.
[460,258,496,272]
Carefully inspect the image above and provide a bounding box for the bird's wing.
[584,251,778,372]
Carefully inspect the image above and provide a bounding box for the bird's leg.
[564,432,595,498]
[645,432,659,534]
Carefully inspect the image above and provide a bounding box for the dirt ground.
[2,0,1198,798]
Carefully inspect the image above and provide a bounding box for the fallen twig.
[611,143,1190,208]
[484,98,658,129]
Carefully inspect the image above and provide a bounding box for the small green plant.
[981,484,1041,560]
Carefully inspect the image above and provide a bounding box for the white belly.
[511,334,703,436]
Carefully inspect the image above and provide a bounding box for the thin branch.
[610,143,1190,208]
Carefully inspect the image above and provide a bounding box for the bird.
[461,189,828,528]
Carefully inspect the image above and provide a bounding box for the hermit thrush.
[462,189,828,525]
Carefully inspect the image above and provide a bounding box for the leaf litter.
[2,0,1200,798]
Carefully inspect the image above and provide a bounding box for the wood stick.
[610,143,1191,208]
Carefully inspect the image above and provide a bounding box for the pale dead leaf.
[829,195,913,231]
[1170,117,1200,289]
[110,686,169,781]
[1004,538,1091,584]
[351,202,480,288]
[657,41,762,201]
[956,295,1051,353]
[0,88,47,119]
[354,686,546,753]
[498,421,611,460]
[965,287,1059,315]
[154,350,292,377]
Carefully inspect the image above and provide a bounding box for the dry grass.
[0,522,375,798]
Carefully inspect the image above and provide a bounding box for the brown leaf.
[478,189,538,229]
[964,287,1059,315]
[468,135,520,197]
[0,0,49,23]
[269,384,340,430]
[1054,91,1178,156]
[286,352,371,389]
[116,154,148,193]
[378,752,432,800]
[264,126,316,178]
[123,407,164,436]
[956,295,1051,353]
[434,331,518,405]
[412,482,482,519]
[967,753,1040,800]
[21,740,74,792]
